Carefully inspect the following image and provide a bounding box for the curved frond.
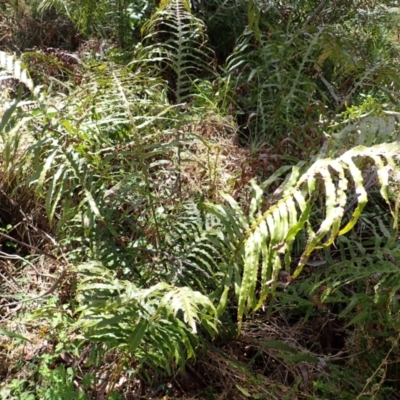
[206,142,400,325]
[75,261,218,370]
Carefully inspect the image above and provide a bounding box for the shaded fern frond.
[138,0,215,103]
[303,223,400,329]
[161,201,226,291]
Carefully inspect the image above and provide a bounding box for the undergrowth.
[1,1,400,399]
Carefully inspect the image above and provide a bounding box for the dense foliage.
[1,0,400,399]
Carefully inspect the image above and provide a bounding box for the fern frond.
[139,0,215,103]
[206,142,400,324]
[0,51,35,94]
[75,261,218,370]
[23,60,176,241]
[325,109,400,158]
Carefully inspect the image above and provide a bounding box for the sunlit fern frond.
[0,51,35,95]
[58,61,171,138]
[204,141,400,326]
[325,111,400,158]
[75,261,218,372]
[24,61,176,235]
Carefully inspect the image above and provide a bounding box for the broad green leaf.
[128,319,149,353]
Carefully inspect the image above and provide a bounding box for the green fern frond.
[304,223,400,329]
[75,261,218,370]
[24,60,175,238]
[206,142,400,324]
[325,113,400,158]
[139,0,215,103]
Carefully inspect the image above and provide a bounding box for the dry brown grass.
[178,113,250,202]
[0,160,68,390]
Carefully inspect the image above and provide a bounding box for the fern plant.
[201,140,400,325]
[74,261,218,373]
[0,50,44,172]
[307,224,400,328]
[37,0,142,47]
[227,27,328,146]
[226,1,400,149]
[138,0,215,104]
[18,58,179,268]
[70,138,400,381]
